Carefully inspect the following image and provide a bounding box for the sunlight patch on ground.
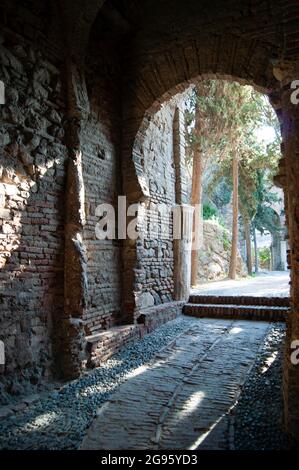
[261,351,278,374]
[179,391,205,419]
[188,413,227,450]
[230,327,243,335]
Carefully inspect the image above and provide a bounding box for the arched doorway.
[118,1,299,438]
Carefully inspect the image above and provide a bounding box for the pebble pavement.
[234,324,296,450]
[0,317,194,450]
[0,316,293,450]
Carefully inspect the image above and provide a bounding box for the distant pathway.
[192,271,290,298]
[81,319,271,450]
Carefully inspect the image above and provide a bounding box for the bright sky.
[255,125,277,145]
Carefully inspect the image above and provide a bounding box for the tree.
[190,99,203,285]
[186,81,251,284]
[186,81,233,285]
[253,227,259,273]
[185,80,281,281]
[229,147,239,278]
[239,160,258,275]
[223,86,266,278]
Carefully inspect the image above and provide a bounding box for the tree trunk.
[253,227,259,273]
[229,150,239,279]
[190,106,203,287]
[244,219,252,276]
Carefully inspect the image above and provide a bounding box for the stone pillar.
[271,230,284,271]
[59,61,90,379]
[281,240,288,271]
[173,205,194,301]
[273,59,299,439]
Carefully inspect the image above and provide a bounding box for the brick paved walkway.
[81,318,271,450]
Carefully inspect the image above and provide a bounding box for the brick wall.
[0,0,66,401]
[87,301,184,367]
[82,28,123,335]
[133,93,189,315]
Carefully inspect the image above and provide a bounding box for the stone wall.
[82,33,123,334]
[133,94,188,315]
[0,0,66,402]
[0,0,127,396]
[276,60,299,440]
[0,0,194,396]
[198,220,246,282]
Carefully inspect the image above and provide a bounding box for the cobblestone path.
[81,318,271,450]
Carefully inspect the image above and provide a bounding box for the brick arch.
[122,53,281,320]
[62,0,299,439]
[121,12,299,437]
[123,39,280,204]
[119,0,296,200]
[129,71,276,202]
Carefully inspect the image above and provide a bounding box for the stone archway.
[123,73,276,315]
[118,1,299,438]
[1,0,299,443]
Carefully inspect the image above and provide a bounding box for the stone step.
[183,303,289,322]
[189,295,290,307]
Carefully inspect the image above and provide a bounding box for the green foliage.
[185,80,262,169]
[203,203,217,220]
[185,79,282,249]
[259,247,271,270]
[222,230,230,251]
[252,170,282,235]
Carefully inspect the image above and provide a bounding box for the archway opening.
[125,76,292,448]
[184,79,289,296]
[130,78,290,318]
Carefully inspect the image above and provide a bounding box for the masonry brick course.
[87,301,184,367]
